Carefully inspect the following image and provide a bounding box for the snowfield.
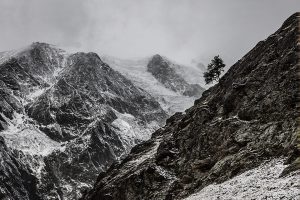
[102,55,206,115]
[185,159,300,200]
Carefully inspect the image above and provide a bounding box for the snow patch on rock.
[185,159,300,200]
[111,110,160,157]
[1,112,64,156]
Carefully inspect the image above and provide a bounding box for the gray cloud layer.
[0,0,299,66]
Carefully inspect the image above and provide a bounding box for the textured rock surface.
[0,43,167,199]
[0,137,41,200]
[184,159,300,200]
[0,42,65,130]
[83,13,300,200]
[26,52,166,141]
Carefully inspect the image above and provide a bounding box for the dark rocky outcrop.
[83,13,300,200]
[0,137,41,200]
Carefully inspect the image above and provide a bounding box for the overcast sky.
[0,0,299,66]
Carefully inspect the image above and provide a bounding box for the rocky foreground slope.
[0,43,168,199]
[83,13,300,200]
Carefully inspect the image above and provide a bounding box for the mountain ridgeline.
[102,54,206,115]
[82,13,300,199]
[0,43,177,199]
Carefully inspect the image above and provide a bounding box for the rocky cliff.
[0,136,41,200]
[83,13,300,200]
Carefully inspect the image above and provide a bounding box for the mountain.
[102,55,205,115]
[0,42,167,199]
[147,55,204,97]
[82,13,300,200]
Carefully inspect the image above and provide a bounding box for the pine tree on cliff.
[204,55,225,84]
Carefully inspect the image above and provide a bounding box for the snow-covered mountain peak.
[0,43,168,199]
[102,54,206,115]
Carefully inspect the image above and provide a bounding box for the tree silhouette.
[203,55,225,84]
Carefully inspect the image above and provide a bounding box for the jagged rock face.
[16,42,66,83]
[0,137,41,200]
[147,55,204,98]
[0,60,25,127]
[31,52,166,199]
[83,13,300,200]
[0,42,65,130]
[26,52,166,141]
[0,43,167,199]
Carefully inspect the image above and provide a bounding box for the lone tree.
[203,55,226,84]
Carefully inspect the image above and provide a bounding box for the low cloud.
[0,0,299,66]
